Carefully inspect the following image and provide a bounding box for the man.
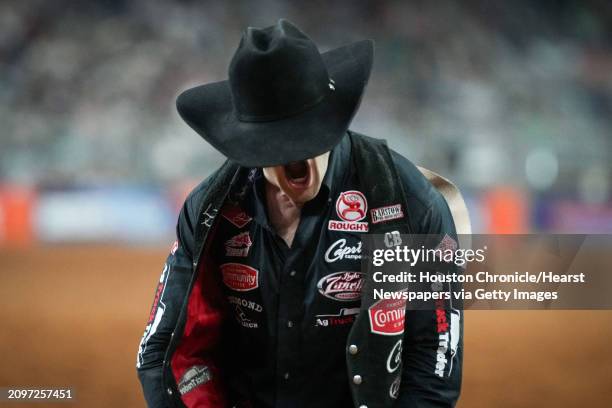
[136,19,465,408]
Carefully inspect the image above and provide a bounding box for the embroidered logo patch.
[225,232,252,257]
[220,263,259,291]
[317,271,364,301]
[370,204,404,224]
[329,191,369,232]
[336,190,367,222]
[324,238,362,263]
[368,293,407,335]
[178,365,212,395]
[222,205,252,228]
[315,307,360,327]
[386,339,403,373]
[389,375,401,399]
[436,234,458,252]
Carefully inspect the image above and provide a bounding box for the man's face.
[262,152,330,205]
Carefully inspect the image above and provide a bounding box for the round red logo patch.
[336,190,368,222]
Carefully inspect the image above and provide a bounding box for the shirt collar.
[248,132,351,230]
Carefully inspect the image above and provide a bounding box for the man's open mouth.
[284,160,310,188]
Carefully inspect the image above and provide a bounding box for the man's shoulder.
[389,148,457,234]
[387,148,443,210]
[182,160,241,223]
[350,132,450,230]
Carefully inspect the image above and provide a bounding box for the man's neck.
[265,181,302,248]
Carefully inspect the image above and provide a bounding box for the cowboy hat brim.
[176,39,374,168]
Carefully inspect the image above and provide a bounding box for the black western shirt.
[212,134,456,407]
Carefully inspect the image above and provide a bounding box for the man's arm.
[396,192,463,407]
[135,184,203,408]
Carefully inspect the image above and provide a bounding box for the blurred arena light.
[525,148,559,190]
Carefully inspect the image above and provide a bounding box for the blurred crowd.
[0,0,611,238]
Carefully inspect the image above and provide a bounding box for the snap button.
[353,374,362,385]
[348,344,359,355]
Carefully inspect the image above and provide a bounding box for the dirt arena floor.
[0,246,610,407]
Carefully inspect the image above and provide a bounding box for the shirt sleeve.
[135,174,213,408]
[391,152,463,407]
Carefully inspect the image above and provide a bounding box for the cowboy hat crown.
[230,20,333,122]
[176,19,373,167]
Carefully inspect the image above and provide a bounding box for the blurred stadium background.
[0,1,611,407]
[1,0,611,245]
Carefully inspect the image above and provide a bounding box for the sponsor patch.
[178,365,212,395]
[202,204,218,228]
[220,263,258,291]
[336,190,367,222]
[137,263,170,368]
[227,295,263,313]
[384,230,402,247]
[434,298,450,377]
[324,238,362,263]
[371,204,404,224]
[329,191,369,232]
[315,307,360,327]
[436,234,458,252]
[368,293,407,335]
[328,220,368,232]
[225,231,252,257]
[317,272,364,301]
[233,305,259,328]
[389,375,401,399]
[386,339,403,373]
[222,205,252,228]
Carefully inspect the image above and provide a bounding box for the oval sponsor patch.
[220,263,259,291]
[317,271,364,301]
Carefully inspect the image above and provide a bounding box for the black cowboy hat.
[176,19,373,167]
